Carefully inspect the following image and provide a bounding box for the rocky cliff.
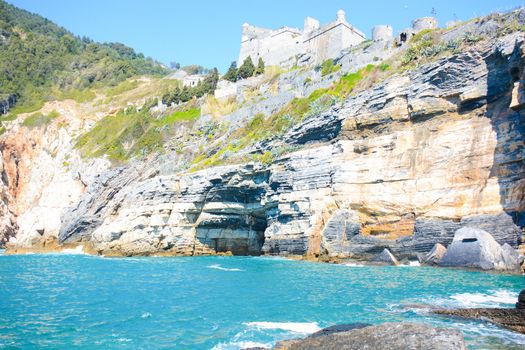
[2,11,525,261]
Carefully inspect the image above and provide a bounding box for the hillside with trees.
[0,0,168,114]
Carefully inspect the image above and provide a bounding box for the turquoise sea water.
[0,250,524,349]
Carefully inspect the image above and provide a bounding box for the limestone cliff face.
[0,102,109,249]
[44,33,525,258]
[2,17,525,258]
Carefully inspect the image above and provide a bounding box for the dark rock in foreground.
[434,308,525,334]
[273,322,466,350]
[517,290,525,309]
[308,323,371,338]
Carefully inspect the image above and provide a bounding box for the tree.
[170,61,181,70]
[203,68,219,91]
[181,64,207,75]
[255,57,265,75]
[237,56,255,80]
[223,61,238,82]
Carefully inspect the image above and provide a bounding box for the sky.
[7,0,525,72]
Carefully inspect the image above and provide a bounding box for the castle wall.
[305,22,365,63]
[239,28,302,67]
[238,11,366,68]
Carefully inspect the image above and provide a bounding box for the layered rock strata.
[3,27,525,261]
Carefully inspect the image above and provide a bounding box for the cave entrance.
[196,210,267,256]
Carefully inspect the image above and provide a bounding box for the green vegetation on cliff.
[0,0,168,115]
[75,103,202,163]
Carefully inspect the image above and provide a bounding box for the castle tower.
[337,9,346,22]
[412,17,438,32]
[241,23,250,42]
[304,17,320,33]
[372,25,393,42]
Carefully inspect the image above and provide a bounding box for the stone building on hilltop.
[238,10,366,67]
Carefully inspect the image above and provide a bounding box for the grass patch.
[75,109,147,162]
[76,104,202,163]
[105,80,139,97]
[22,110,59,128]
[201,95,238,118]
[159,107,200,125]
[6,99,45,118]
[59,88,96,103]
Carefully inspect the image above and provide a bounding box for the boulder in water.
[517,290,525,309]
[372,248,399,265]
[439,227,520,272]
[420,243,447,265]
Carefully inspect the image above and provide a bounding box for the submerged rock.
[274,322,466,350]
[371,248,400,265]
[439,227,520,272]
[517,290,525,309]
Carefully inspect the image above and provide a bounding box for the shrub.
[321,59,341,76]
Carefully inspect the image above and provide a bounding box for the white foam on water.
[449,320,525,347]
[343,262,366,267]
[60,246,85,255]
[212,340,272,350]
[244,321,321,334]
[207,264,243,272]
[427,289,518,309]
[449,290,518,308]
[141,312,152,319]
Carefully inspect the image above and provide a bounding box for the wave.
[60,246,86,255]
[449,290,517,308]
[344,262,366,267]
[244,321,321,334]
[212,340,272,350]
[207,264,244,272]
[429,289,518,309]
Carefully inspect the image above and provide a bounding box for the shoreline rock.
[272,322,466,350]
[434,308,525,335]
[434,289,525,335]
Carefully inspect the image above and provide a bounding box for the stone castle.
[238,10,366,67]
[238,10,438,67]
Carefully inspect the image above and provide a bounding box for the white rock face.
[1,102,110,249]
[439,228,521,271]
